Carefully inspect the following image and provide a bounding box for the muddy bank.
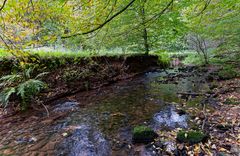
[42,55,160,103]
[0,55,160,111]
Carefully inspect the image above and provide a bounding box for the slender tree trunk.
[140,0,149,55]
[143,26,149,55]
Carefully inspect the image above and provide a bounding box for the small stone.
[178,144,184,150]
[211,144,217,149]
[62,132,68,137]
[29,137,37,143]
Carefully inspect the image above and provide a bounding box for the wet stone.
[152,106,188,130]
[55,124,110,156]
[15,137,37,144]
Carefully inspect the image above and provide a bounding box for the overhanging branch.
[0,0,7,12]
[61,0,136,39]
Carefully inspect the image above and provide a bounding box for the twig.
[40,102,49,117]
[201,102,207,130]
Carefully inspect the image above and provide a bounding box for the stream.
[0,67,211,156]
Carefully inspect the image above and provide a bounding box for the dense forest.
[0,0,239,156]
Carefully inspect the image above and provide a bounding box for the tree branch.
[61,0,136,39]
[102,0,174,39]
[0,0,7,12]
[196,0,211,16]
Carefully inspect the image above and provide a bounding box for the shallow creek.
[0,67,210,156]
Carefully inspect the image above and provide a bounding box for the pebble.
[211,144,217,149]
[178,144,184,150]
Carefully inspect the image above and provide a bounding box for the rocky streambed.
[1,66,238,156]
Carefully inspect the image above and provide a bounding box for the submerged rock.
[53,101,79,113]
[132,126,158,144]
[56,125,110,156]
[15,137,37,144]
[152,106,188,130]
[176,130,208,145]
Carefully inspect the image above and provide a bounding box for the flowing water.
[0,67,210,156]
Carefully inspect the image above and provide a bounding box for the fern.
[0,74,22,87]
[0,66,48,110]
[17,79,46,99]
[34,72,49,79]
[0,87,16,108]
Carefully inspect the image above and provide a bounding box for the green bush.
[182,53,205,65]
[0,67,48,110]
[151,50,170,67]
[218,66,239,80]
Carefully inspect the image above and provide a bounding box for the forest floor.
[158,77,240,155]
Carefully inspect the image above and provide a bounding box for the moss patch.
[132,126,158,144]
[177,130,208,145]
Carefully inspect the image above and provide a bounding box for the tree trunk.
[140,0,149,55]
[143,27,149,55]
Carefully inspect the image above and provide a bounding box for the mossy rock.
[132,126,158,144]
[176,130,208,145]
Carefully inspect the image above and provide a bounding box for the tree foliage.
[0,0,239,56]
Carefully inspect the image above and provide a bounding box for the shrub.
[218,66,238,80]
[152,50,170,67]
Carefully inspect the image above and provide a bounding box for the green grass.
[0,49,12,58]
[0,48,145,58]
[182,53,206,65]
